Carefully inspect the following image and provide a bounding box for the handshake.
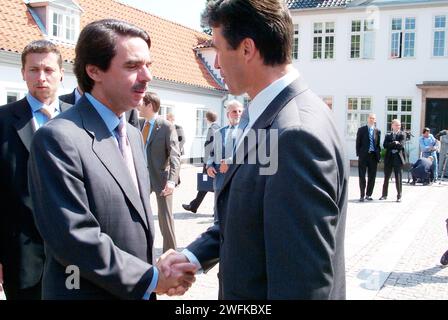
[154,249,198,296]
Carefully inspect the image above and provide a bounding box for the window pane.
[314,23,322,34]
[404,32,415,57]
[388,99,398,111]
[351,35,361,58]
[325,36,334,59]
[326,22,335,33]
[405,17,416,30]
[348,98,358,110]
[435,15,446,28]
[294,24,299,35]
[391,32,401,57]
[392,18,402,31]
[313,37,322,59]
[352,20,361,32]
[401,99,412,112]
[361,98,371,110]
[433,31,445,56]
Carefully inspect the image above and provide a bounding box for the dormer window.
[51,9,77,42]
[25,0,83,45]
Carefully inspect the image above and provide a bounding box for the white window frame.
[385,98,413,133]
[346,96,373,138]
[432,14,448,58]
[292,24,299,60]
[4,89,26,105]
[48,7,80,44]
[349,18,375,59]
[390,16,417,59]
[196,109,208,137]
[312,21,335,60]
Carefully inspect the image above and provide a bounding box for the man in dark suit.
[0,40,72,300]
[59,87,139,128]
[356,113,381,201]
[138,92,180,252]
[206,100,243,194]
[158,0,347,299]
[380,119,406,202]
[27,19,195,300]
[182,111,220,213]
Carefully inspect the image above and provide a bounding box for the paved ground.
[152,164,448,300]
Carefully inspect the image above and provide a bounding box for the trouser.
[382,164,402,198]
[189,191,207,211]
[439,152,448,178]
[358,153,378,197]
[154,192,177,252]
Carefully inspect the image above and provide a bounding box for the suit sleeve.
[166,123,180,183]
[356,127,362,157]
[263,127,346,299]
[186,221,220,272]
[28,126,154,299]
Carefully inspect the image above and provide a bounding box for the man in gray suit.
[159,0,348,299]
[138,92,180,252]
[28,19,196,300]
[0,40,71,300]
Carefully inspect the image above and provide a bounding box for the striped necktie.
[116,117,139,193]
[39,106,54,123]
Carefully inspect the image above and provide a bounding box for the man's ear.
[85,64,101,82]
[241,38,257,63]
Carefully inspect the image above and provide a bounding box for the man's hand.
[219,160,229,174]
[155,249,198,296]
[207,166,217,178]
[0,263,3,292]
[160,183,175,197]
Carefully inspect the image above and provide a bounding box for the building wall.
[291,3,448,162]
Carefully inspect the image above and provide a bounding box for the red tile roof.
[0,0,224,91]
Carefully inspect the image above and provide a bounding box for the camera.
[436,130,448,140]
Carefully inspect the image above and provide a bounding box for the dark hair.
[74,19,151,93]
[21,40,62,69]
[423,127,430,134]
[143,92,160,113]
[202,0,292,66]
[206,111,217,122]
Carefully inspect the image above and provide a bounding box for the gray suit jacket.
[0,97,71,298]
[203,122,220,165]
[187,77,348,299]
[140,117,180,193]
[28,96,156,300]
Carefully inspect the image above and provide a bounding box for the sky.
[119,0,206,32]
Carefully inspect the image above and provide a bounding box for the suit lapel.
[79,97,149,230]
[12,98,35,152]
[147,119,160,147]
[217,77,309,199]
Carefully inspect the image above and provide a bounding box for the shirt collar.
[74,88,82,103]
[247,68,300,128]
[27,93,60,114]
[85,93,120,134]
